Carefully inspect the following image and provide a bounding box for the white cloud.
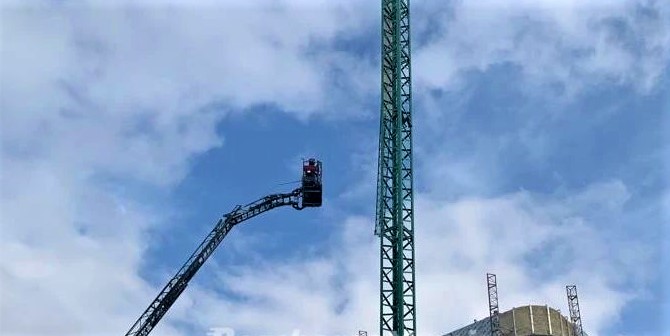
[414,1,670,95]
[0,159,159,335]
[0,2,374,335]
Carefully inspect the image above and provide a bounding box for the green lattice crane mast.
[374,1,415,336]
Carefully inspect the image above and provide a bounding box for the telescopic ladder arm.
[125,188,303,336]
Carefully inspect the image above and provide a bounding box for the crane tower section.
[375,1,415,336]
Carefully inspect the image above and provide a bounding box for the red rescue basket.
[301,158,322,207]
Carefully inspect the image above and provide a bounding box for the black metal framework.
[566,285,585,336]
[375,1,415,336]
[125,157,325,336]
[487,273,502,336]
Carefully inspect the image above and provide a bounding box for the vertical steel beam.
[487,273,502,336]
[547,305,553,335]
[530,305,535,334]
[566,285,585,336]
[375,1,415,336]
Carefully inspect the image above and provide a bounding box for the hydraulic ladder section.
[375,1,415,336]
[125,160,322,336]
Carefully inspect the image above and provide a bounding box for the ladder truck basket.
[301,158,322,207]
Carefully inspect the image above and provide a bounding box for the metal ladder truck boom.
[125,159,323,336]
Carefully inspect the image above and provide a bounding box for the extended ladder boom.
[125,188,303,336]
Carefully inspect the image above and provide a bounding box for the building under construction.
[444,305,586,336]
[442,275,587,336]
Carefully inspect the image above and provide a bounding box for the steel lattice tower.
[374,1,415,336]
[566,285,585,336]
[487,273,502,336]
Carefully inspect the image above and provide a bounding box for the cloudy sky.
[1,1,668,336]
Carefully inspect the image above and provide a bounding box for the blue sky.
[1,1,668,336]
